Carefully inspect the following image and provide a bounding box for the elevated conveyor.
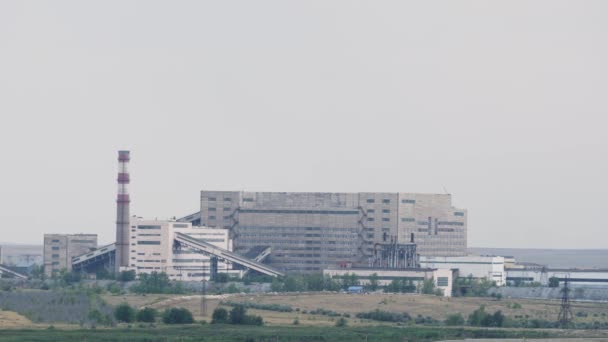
[0,264,27,279]
[71,243,116,273]
[174,232,283,277]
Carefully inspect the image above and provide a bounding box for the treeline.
[212,305,263,326]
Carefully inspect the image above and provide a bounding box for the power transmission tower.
[557,276,573,328]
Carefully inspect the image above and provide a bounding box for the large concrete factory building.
[194,191,467,272]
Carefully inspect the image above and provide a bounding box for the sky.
[0,1,606,248]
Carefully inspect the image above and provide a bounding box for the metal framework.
[558,275,573,328]
[370,234,418,269]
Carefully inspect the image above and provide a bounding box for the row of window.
[208,207,232,212]
[207,197,232,202]
[365,199,416,204]
[239,209,359,215]
[367,217,390,222]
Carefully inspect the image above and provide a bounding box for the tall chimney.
[115,150,130,273]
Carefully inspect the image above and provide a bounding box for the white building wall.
[506,268,608,287]
[323,267,454,297]
[420,255,506,286]
[129,218,237,281]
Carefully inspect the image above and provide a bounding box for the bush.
[212,307,228,324]
[114,303,136,323]
[228,305,264,326]
[118,270,136,282]
[222,301,292,312]
[293,318,299,325]
[468,306,505,327]
[335,317,348,327]
[136,307,157,323]
[356,310,411,323]
[445,313,465,326]
[162,308,194,324]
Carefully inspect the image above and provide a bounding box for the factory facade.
[198,191,467,272]
[43,234,98,276]
[128,218,238,281]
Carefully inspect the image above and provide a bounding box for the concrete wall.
[420,255,506,286]
[43,234,97,276]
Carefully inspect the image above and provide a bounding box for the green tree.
[335,317,348,327]
[211,307,228,324]
[468,305,487,326]
[548,277,560,288]
[162,308,194,324]
[421,278,436,294]
[114,303,136,323]
[118,270,136,282]
[229,305,246,324]
[368,273,379,291]
[136,307,157,323]
[445,313,465,326]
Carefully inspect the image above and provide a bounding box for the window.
[224,198,232,202]
[367,209,375,213]
[382,218,390,222]
[173,223,188,228]
[137,241,161,245]
[208,208,216,212]
[51,254,59,258]
[437,277,449,287]
[367,217,375,222]
[208,197,216,201]
[209,216,216,220]
[223,207,231,211]
[51,239,60,243]
[51,246,59,250]
[382,209,390,214]
[401,217,415,222]
[243,198,254,202]
[138,225,161,230]
[382,199,390,204]
[454,212,465,216]
[366,234,374,239]
[366,199,375,203]
[401,199,416,204]
[71,239,95,243]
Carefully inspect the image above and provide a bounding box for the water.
[469,247,608,269]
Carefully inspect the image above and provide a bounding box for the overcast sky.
[1,1,606,248]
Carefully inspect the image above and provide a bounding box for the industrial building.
[68,151,283,280]
[420,255,506,286]
[506,267,608,287]
[323,267,455,297]
[43,234,97,276]
[128,218,240,281]
[183,191,467,272]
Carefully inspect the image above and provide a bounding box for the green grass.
[0,324,558,341]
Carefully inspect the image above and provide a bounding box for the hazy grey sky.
[1,1,606,248]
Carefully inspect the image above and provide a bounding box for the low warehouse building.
[506,268,608,287]
[323,267,454,297]
[420,255,506,286]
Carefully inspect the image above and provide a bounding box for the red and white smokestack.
[115,150,130,272]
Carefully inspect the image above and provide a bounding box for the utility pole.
[558,276,573,328]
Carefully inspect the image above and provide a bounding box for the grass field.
[0,324,574,341]
[100,292,608,326]
[1,292,608,341]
